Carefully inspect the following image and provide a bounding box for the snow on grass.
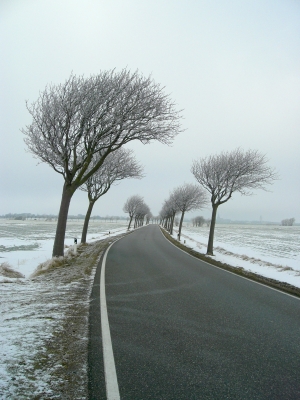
[0,220,299,397]
[172,225,300,288]
[0,263,25,279]
[0,227,127,399]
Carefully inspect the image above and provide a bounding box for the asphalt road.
[89,224,300,399]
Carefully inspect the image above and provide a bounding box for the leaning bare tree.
[172,183,208,240]
[191,148,278,255]
[22,69,182,256]
[80,148,143,243]
[123,195,144,230]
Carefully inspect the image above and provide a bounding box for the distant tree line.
[1,213,58,220]
[0,213,129,221]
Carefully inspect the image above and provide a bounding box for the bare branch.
[191,148,278,206]
[172,183,208,213]
[80,148,143,201]
[23,70,183,188]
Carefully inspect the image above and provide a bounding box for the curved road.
[89,224,300,399]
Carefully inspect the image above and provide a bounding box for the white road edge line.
[100,241,121,400]
[159,227,300,301]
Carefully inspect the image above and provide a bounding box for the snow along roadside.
[162,227,300,297]
[0,234,126,399]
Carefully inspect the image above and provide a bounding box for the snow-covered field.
[1,219,298,284]
[0,219,128,278]
[172,223,300,288]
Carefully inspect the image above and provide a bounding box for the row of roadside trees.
[23,70,278,258]
[159,183,207,239]
[160,148,278,255]
[123,195,152,230]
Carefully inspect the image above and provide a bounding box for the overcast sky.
[0,0,299,222]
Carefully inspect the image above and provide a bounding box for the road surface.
[89,224,300,399]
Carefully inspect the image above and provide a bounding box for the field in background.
[182,223,300,263]
[0,219,128,277]
[0,219,299,278]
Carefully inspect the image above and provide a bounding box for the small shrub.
[280,266,293,272]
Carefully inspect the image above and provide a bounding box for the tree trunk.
[207,204,218,255]
[178,211,185,241]
[127,215,133,230]
[52,184,74,257]
[166,217,170,232]
[170,212,175,235]
[81,201,95,244]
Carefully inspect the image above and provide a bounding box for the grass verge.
[0,262,25,278]
[1,234,127,399]
[160,227,300,298]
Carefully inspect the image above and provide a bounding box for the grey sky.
[0,0,299,222]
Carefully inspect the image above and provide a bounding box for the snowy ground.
[1,221,299,397]
[0,219,128,279]
[0,222,128,399]
[171,224,300,289]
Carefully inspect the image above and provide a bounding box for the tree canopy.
[192,148,278,254]
[23,69,182,256]
[80,148,143,243]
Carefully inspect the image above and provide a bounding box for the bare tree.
[22,70,182,256]
[281,218,295,226]
[192,148,278,255]
[123,195,144,230]
[172,183,208,240]
[192,216,205,227]
[80,149,143,243]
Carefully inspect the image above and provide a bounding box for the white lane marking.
[159,227,300,301]
[100,242,120,400]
